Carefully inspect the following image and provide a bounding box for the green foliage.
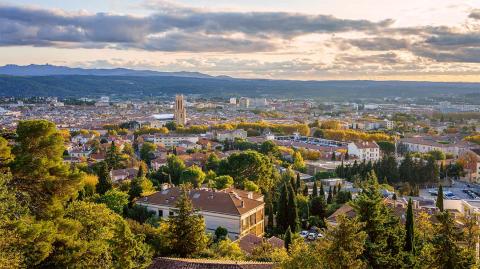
[405,198,414,253]
[106,141,124,169]
[0,137,12,170]
[213,175,234,190]
[214,226,228,242]
[97,189,129,214]
[218,150,277,191]
[140,142,157,165]
[180,165,206,188]
[210,239,245,261]
[205,153,221,172]
[164,187,208,257]
[322,215,367,269]
[96,161,112,195]
[259,140,280,157]
[244,180,259,192]
[11,120,83,218]
[436,185,444,211]
[310,196,327,219]
[284,226,292,250]
[165,155,186,185]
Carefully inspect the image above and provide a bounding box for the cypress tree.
[267,200,274,232]
[287,182,299,232]
[137,165,145,178]
[337,182,342,192]
[290,176,297,195]
[284,226,292,250]
[96,162,112,195]
[405,198,414,253]
[303,185,309,196]
[312,180,318,197]
[333,185,337,196]
[276,183,289,233]
[327,186,333,204]
[436,185,444,211]
[296,173,301,192]
[319,182,325,197]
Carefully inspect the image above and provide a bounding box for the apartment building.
[347,141,380,162]
[137,187,265,240]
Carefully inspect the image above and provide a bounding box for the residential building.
[347,141,380,162]
[215,129,248,142]
[142,134,199,148]
[137,187,265,240]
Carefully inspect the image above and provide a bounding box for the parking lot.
[419,181,480,200]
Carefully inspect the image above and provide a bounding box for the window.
[158,210,163,218]
[169,211,174,216]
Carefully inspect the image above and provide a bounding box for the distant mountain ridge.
[0,64,217,79]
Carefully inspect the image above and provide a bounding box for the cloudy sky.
[1,0,480,81]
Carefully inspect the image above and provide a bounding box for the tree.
[106,141,123,169]
[284,226,293,250]
[166,155,186,185]
[96,162,113,195]
[327,186,333,204]
[322,215,367,269]
[180,165,206,188]
[295,173,301,193]
[319,183,325,197]
[276,182,289,233]
[310,196,326,219]
[431,212,475,269]
[293,151,306,172]
[260,140,280,157]
[213,175,234,190]
[267,200,274,233]
[97,189,129,214]
[46,201,152,268]
[436,185,444,211]
[140,142,157,166]
[405,198,414,253]
[214,226,228,242]
[218,150,277,191]
[165,187,208,257]
[205,153,221,172]
[11,120,83,218]
[287,182,299,232]
[244,180,259,192]
[211,239,245,261]
[351,171,405,268]
[0,137,12,170]
[312,181,318,197]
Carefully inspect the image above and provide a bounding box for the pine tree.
[436,185,444,211]
[327,186,333,204]
[284,226,292,250]
[405,198,414,253]
[96,162,113,195]
[312,180,318,197]
[166,187,208,257]
[351,170,405,268]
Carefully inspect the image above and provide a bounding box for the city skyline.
[1,0,480,81]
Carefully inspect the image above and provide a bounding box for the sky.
[1,0,480,81]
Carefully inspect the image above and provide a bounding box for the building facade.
[137,187,265,240]
[347,141,380,162]
[174,94,187,125]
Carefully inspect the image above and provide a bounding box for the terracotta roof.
[352,141,379,149]
[149,257,274,269]
[237,234,284,255]
[140,187,264,216]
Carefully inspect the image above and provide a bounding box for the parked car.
[307,232,317,240]
[300,231,309,238]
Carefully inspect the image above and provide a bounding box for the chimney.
[240,201,245,208]
[247,192,253,199]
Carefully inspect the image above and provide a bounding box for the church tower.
[174,94,187,125]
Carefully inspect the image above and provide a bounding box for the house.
[68,148,92,158]
[71,133,95,144]
[151,155,168,170]
[215,129,248,142]
[142,134,199,148]
[347,141,380,162]
[459,149,480,183]
[237,234,284,255]
[136,186,265,240]
[110,168,139,182]
[399,136,477,158]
